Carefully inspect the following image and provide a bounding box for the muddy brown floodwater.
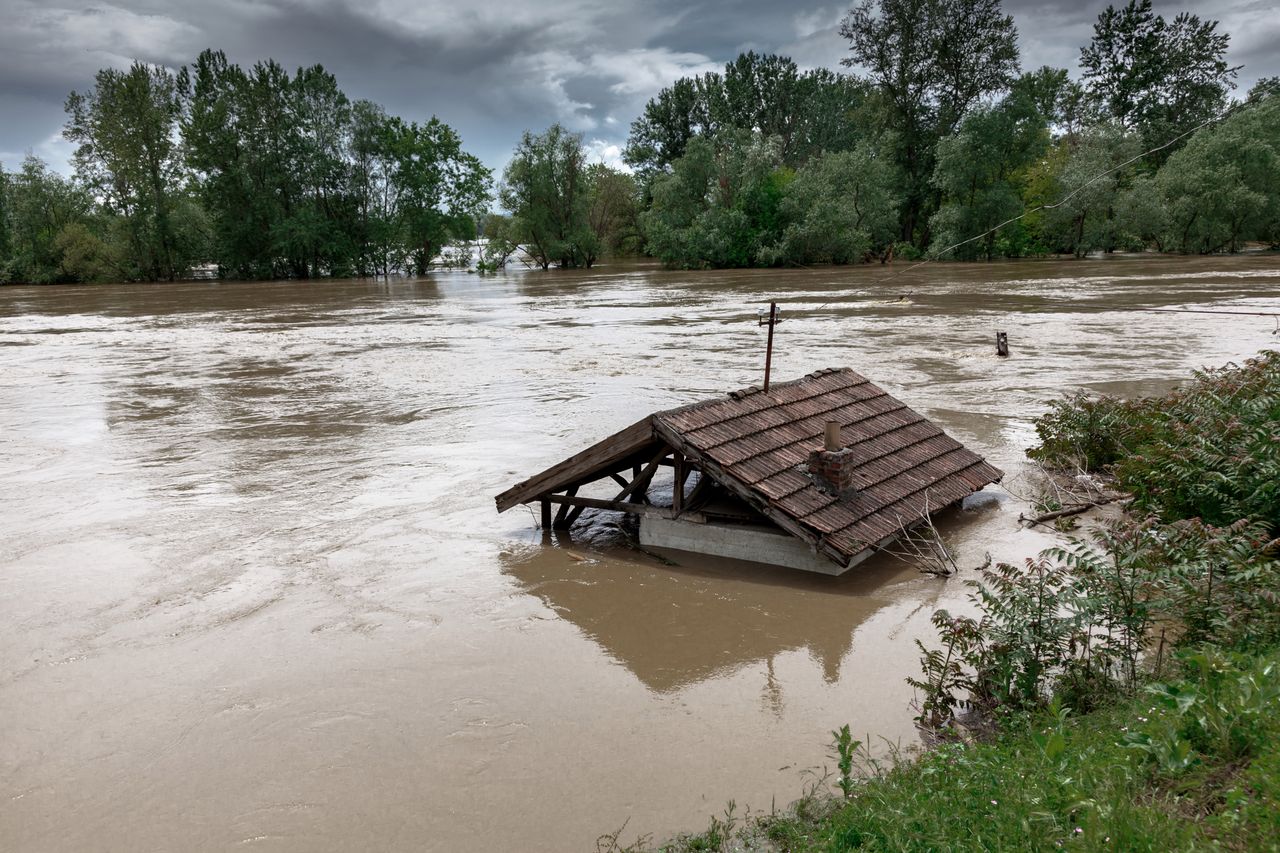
[2,256,1279,851]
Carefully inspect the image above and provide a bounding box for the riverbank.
[639,351,1280,852]
[642,650,1280,851]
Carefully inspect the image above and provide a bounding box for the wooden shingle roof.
[652,368,1002,563]
[496,368,1002,568]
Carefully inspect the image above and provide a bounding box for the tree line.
[502,0,1279,270]
[0,50,493,283]
[3,0,1278,283]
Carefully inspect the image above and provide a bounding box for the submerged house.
[495,368,1002,575]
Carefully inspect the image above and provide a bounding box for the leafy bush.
[1030,350,1280,532]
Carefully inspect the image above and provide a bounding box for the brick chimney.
[808,421,858,496]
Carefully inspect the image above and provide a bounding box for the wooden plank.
[494,417,656,512]
[545,494,667,518]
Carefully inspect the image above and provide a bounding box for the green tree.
[349,100,401,276]
[182,51,295,278]
[52,221,120,282]
[624,53,871,179]
[585,165,642,257]
[181,50,488,278]
[64,62,190,280]
[767,144,898,265]
[500,124,597,269]
[839,0,1021,245]
[182,52,357,278]
[1156,95,1280,253]
[643,133,790,268]
[929,69,1064,260]
[476,212,519,271]
[3,156,100,283]
[376,115,491,275]
[0,164,11,275]
[1079,0,1238,164]
[1113,173,1168,251]
[1040,125,1141,257]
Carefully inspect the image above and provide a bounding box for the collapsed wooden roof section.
[495,368,1003,569]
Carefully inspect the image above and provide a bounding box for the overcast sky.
[1,0,1277,176]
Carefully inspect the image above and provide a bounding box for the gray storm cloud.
[0,0,1275,173]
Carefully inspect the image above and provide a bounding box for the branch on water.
[1018,495,1127,527]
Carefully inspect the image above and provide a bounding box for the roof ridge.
[655,368,854,418]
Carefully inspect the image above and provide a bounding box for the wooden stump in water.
[996,331,1009,357]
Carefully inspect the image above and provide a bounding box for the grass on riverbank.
[637,649,1280,852]
[623,351,1280,853]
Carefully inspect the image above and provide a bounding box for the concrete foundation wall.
[639,516,852,576]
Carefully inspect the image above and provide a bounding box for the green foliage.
[476,213,519,272]
[770,146,898,264]
[385,116,491,275]
[586,165,643,257]
[644,136,897,268]
[64,62,192,281]
[500,124,597,270]
[1080,0,1238,166]
[911,353,1280,734]
[1040,125,1142,257]
[179,49,488,280]
[1156,94,1280,253]
[1032,351,1280,531]
[1,156,98,283]
[51,221,120,282]
[830,725,861,799]
[928,69,1062,260]
[642,133,785,268]
[623,52,872,179]
[839,0,1021,244]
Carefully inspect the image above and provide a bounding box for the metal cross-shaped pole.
[758,301,782,393]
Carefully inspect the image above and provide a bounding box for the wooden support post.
[552,486,578,529]
[672,452,686,515]
[996,331,1009,357]
[540,498,551,530]
[618,448,668,505]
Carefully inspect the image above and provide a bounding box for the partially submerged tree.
[585,165,643,257]
[1156,94,1280,253]
[64,62,191,280]
[929,69,1063,260]
[1,156,104,283]
[500,125,597,269]
[385,116,491,276]
[769,145,897,264]
[643,133,789,268]
[1039,125,1141,257]
[180,49,488,278]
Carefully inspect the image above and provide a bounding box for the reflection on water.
[504,538,905,693]
[1,255,1278,852]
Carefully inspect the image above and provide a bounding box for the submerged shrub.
[1030,350,1280,532]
